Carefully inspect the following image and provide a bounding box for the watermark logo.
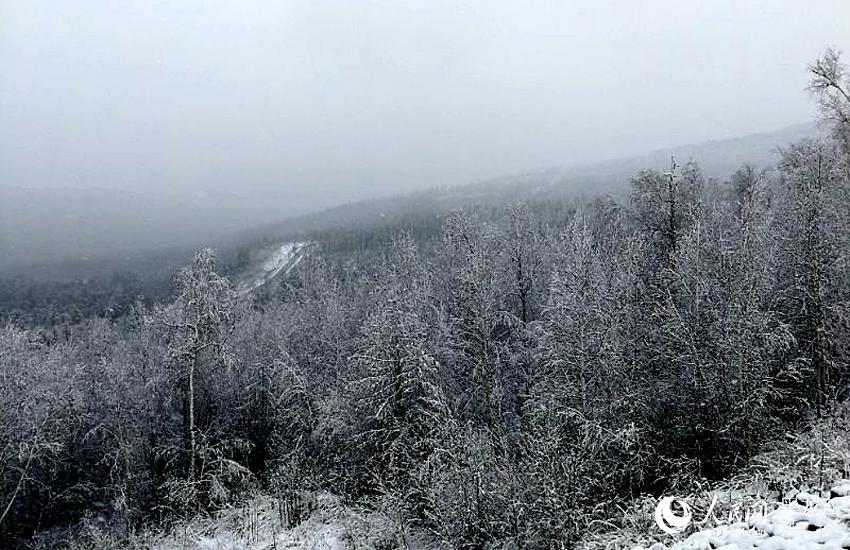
[654,493,722,535]
[654,496,693,535]
[652,492,802,537]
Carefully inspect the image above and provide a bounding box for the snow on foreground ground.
[636,481,850,550]
[149,492,427,550]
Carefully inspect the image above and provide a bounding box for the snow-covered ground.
[237,242,308,294]
[148,492,424,550]
[637,481,850,550]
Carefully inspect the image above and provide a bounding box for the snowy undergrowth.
[152,492,416,550]
[639,483,850,549]
[65,492,422,550]
[50,410,850,549]
[582,407,850,549]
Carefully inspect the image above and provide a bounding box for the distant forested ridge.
[0,122,819,327]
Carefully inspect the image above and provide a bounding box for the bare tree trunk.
[187,352,197,483]
[0,445,36,527]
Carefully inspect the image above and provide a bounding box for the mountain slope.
[246,122,819,244]
[2,122,818,274]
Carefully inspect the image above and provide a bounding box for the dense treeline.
[0,271,171,328]
[1,51,849,549]
[0,188,580,328]
[0,242,258,329]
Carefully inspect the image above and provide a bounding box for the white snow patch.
[237,242,308,294]
[148,492,422,550]
[637,480,850,550]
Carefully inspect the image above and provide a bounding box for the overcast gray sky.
[2,1,850,264]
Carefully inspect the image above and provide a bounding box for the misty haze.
[1,2,850,549]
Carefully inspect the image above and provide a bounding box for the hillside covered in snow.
[235,241,310,294]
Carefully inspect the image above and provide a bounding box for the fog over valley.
[2,1,849,269]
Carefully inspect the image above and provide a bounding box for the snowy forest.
[2,50,850,549]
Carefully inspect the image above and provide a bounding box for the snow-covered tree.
[776,140,847,414]
[352,235,446,476]
[158,249,248,509]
